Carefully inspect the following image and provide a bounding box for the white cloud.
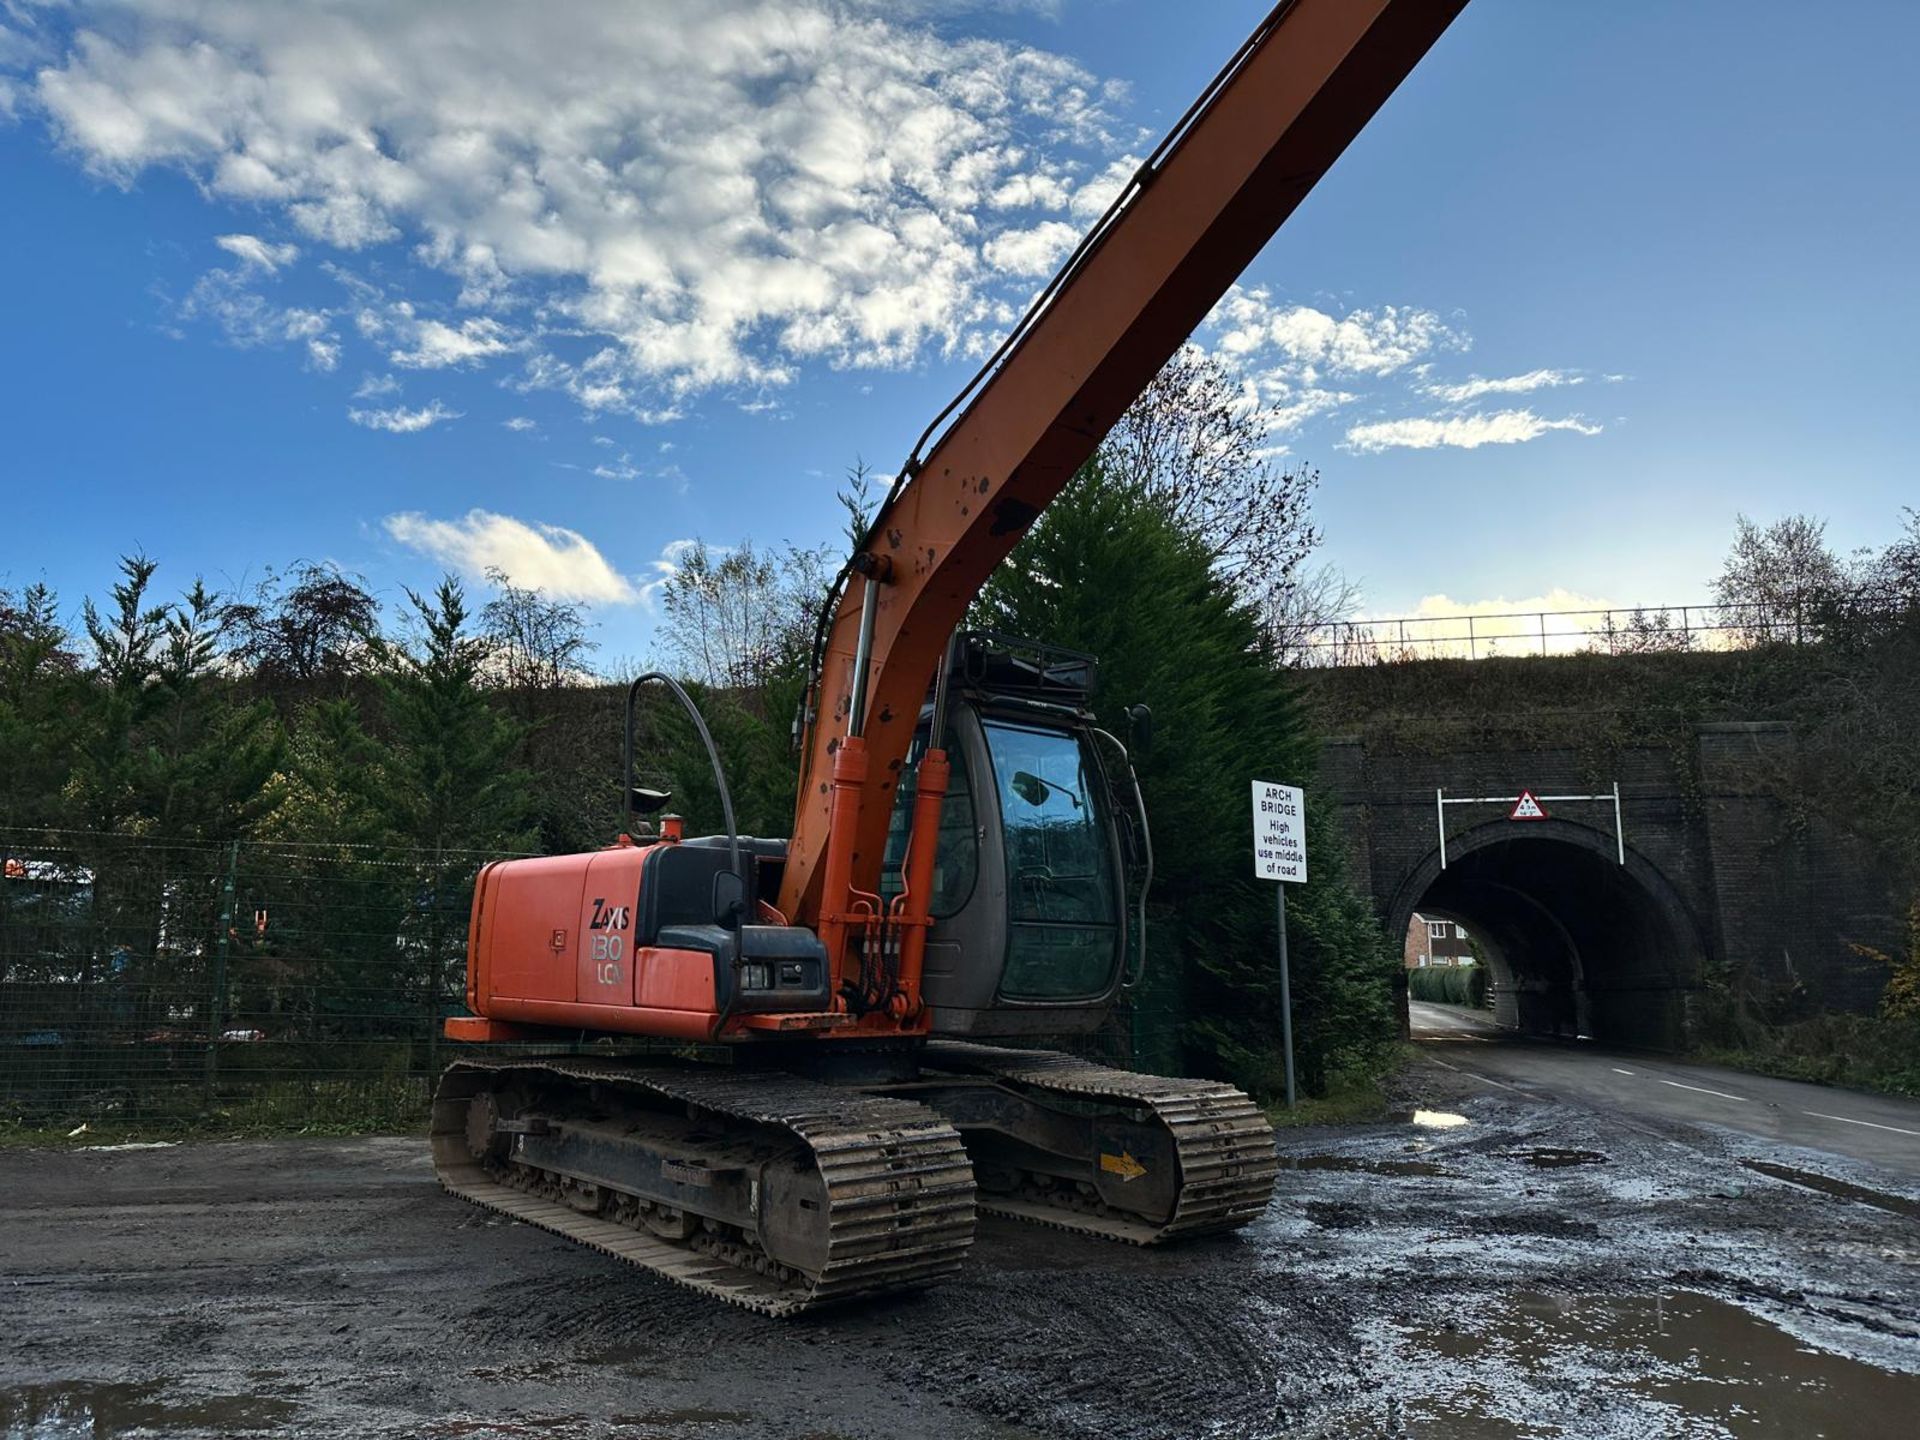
[1172,285,1487,452]
[24,0,1121,414]
[1343,409,1602,454]
[389,315,514,370]
[501,416,536,432]
[0,20,51,121]
[348,399,460,433]
[353,372,400,399]
[214,233,299,273]
[983,219,1078,277]
[591,453,646,482]
[1068,153,1143,221]
[635,536,702,610]
[1404,588,1615,621]
[178,263,342,364]
[1423,368,1581,404]
[1348,589,1626,658]
[1208,285,1461,378]
[384,508,638,603]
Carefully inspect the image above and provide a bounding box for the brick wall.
[1322,721,1900,1044]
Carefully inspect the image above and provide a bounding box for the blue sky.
[4,0,1916,660]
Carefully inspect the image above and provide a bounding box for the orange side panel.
[477,854,594,1006]
[634,945,717,1014]
[466,862,492,1014]
[574,847,647,1006]
[467,846,720,1041]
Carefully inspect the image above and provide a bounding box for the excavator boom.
[781,0,1469,925]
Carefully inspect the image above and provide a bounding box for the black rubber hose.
[624,671,741,881]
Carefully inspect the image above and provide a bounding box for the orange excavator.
[432,0,1468,1314]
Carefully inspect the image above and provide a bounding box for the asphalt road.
[6,1052,1920,1437]
[1409,999,1920,1179]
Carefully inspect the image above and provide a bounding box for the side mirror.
[1013,771,1080,810]
[1126,703,1153,754]
[628,786,672,815]
[1011,771,1049,808]
[712,870,749,930]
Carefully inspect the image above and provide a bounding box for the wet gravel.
[3,1058,1917,1439]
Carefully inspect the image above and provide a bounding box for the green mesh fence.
[0,829,521,1132]
[1,828,1180,1134]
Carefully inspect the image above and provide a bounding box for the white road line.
[1611,1067,1636,1076]
[1429,1057,1536,1096]
[1658,1079,1748,1102]
[1801,1110,1920,1138]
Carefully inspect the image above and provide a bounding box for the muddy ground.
[3,1057,1918,1439]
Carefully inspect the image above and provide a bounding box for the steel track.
[431,1058,975,1317]
[921,1041,1279,1244]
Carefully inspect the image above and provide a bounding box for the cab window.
[982,720,1119,999]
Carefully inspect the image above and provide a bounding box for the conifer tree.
[0,582,80,829]
[977,463,1396,1097]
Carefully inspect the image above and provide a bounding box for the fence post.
[204,839,239,1101]
[427,842,444,1081]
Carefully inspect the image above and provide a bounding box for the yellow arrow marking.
[1099,1150,1147,1182]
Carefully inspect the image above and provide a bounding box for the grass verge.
[1264,1045,1415,1128]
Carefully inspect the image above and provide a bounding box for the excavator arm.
[780,0,1469,942]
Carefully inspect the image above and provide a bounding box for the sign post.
[1252,780,1308,1108]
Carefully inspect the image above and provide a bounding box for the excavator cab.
[881,633,1151,1038]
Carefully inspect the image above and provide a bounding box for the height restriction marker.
[1508,789,1549,821]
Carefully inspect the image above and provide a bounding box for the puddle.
[1284,1153,1454,1178]
[1507,1148,1607,1169]
[1740,1159,1920,1222]
[1388,1109,1470,1130]
[1399,1290,1920,1438]
[0,1381,296,1438]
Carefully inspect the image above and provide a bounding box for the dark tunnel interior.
[1409,830,1701,1050]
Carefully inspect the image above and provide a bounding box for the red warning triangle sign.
[1508,789,1549,821]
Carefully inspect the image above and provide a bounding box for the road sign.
[1508,789,1549,821]
[1252,779,1306,1111]
[1251,780,1307,883]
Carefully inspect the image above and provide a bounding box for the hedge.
[1407,964,1488,1009]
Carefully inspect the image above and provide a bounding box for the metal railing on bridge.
[1285,589,1911,666]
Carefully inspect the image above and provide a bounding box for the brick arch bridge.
[1320,723,1897,1050]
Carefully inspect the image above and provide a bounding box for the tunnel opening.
[1392,819,1705,1050]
